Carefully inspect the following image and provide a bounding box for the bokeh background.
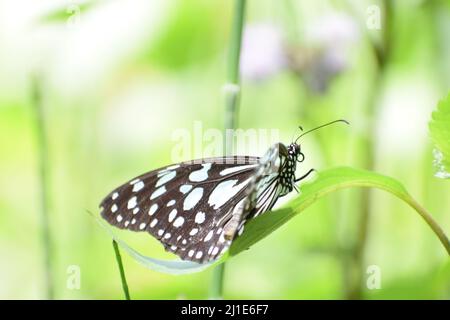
[0,0,449,299]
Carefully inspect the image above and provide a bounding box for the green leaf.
[429,93,450,178]
[90,210,222,275]
[94,167,449,275]
[230,167,450,257]
[112,234,218,275]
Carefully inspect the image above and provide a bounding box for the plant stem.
[112,240,131,300]
[228,0,245,84]
[403,198,450,256]
[348,0,393,300]
[31,75,54,300]
[210,0,247,300]
[209,262,226,299]
[224,0,246,137]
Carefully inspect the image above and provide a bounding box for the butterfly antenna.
[295,119,349,143]
[290,126,303,143]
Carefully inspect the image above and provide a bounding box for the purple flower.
[240,23,287,82]
[301,12,360,92]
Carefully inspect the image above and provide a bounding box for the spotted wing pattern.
[100,143,296,264]
[100,156,261,262]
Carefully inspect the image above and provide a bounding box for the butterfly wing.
[161,144,290,263]
[161,168,284,263]
[100,156,260,262]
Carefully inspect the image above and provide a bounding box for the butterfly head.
[287,142,304,162]
[273,143,303,195]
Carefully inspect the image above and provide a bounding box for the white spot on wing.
[116,215,123,222]
[208,178,251,209]
[195,212,206,224]
[156,170,176,187]
[139,223,146,230]
[173,216,185,228]
[168,209,177,222]
[220,164,257,176]
[112,192,119,200]
[189,228,198,236]
[183,187,204,210]
[111,204,118,213]
[195,251,203,259]
[179,185,193,194]
[157,171,168,178]
[133,207,139,215]
[189,163,212,182]
[150,186,166,200]
[127,196,137,209]
[150,219,158,228]
[157,165,180,177]
[188,250,195,257]
[158,229,164,236]
[132,180,145,192]
[149,204,158,215]
[204,230,213,242]
[167,200,176,207]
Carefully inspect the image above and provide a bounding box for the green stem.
[31,75,54,300]
[348,0,393,300]
[403,197,450,256]
[209,263,226,299]
[210,0,246,300]
[227,0,246,84]
[224,0,246,138]
[112,240,131,300]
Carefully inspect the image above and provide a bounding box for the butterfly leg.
[295,168,315,182]
[223,201,246,240]
[223,195,255,240]
[223,216,240,240]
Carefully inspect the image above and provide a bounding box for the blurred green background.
[0,0,449,299]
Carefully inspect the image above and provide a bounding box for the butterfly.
[99,120,348,263]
